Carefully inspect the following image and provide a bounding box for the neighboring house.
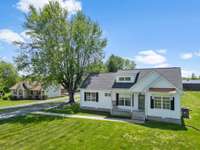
[80,67,183,124]
[10,81,65,100]
[182,80,200,91]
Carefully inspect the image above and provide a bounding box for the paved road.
[0,98,68,120]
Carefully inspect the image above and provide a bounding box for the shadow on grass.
[0,113,190,132]
[141,119,187,131]
[0,114,65,125]
[46,104,188,131]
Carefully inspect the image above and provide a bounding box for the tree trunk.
[68,91,75,104]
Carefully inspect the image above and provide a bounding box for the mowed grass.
[0,100,41,107]
[0,97,68,108]
[0,92,199,150]
[0,94,80,108]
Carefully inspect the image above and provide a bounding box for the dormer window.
[119,77,131,81]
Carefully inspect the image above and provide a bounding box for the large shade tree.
[15,2,107,103]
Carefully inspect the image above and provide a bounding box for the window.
[154,97,162,109]
[85,92,97,102]
[163,97,171,109]
[119,77,125,81]
[13,90,17,95]
[151,96,173,110]
[118,77,131,81]
[125,77,131,81]
[118,96,131,106]
[105,93,111,97]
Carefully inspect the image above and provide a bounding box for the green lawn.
[0,91,199,150]
[45,103,111,117]
[0,96,67,108]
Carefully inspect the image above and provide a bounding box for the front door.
[138,94,145,111]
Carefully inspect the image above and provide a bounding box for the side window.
[105,93,111,97]
[84,92,98,102]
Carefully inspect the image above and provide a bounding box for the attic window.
[119,77,131,81]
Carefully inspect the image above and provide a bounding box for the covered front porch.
[111,91,146,121]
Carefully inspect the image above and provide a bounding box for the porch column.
[131,93,133,112]
[134,93,139,110]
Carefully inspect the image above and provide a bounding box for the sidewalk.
[32,111,144,124]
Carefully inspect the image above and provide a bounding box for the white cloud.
[17,0,81,14]
[0,56,7,61]
[0,29,24,44]
[194,50,200,57]
[180,53,193,60]
[156,49,167,54]
[20,30,31,41]
[180,50,200,60]
[135,50,167,65]
[154,63,170,68]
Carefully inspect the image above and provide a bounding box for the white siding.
[149,77,175,88]
[80,89,112,109]
[146,92,181,119]
[45,86,61,98]
[131,71,160,92]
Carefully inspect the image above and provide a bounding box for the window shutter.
[96,92,99,102]
[84,92,87,101]
[150,96,154,109]
[116,93,119,106]
[171,97,175,110]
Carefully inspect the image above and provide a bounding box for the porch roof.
[149,88,176,93]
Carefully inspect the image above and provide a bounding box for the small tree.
[15,2,107,103]
[0,60,18,93]
[191,73,197,80]
[106,54,136,72]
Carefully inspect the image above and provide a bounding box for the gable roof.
[10,81,43,91]
[81,73,116,90]
[182,80,200,84]
[81,67,182,90]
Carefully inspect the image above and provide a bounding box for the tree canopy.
[15,2,107,103]
[0,60,18,93]
[106,54,136,72]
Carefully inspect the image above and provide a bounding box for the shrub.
[48,103,81,114]
[2,96,8,100]
[1,93,12,100]
[42,95,48,100]
[71,103,80,113]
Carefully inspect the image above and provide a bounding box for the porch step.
[111,108,131,117]
[131,119,145,124]
[131,111,145,121]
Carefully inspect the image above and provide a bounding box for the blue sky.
[0,0,200,77]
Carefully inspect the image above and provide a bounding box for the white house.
[80,67,183,124]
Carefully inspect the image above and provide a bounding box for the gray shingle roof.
[81,67,182,90]
[182,80,200,84]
